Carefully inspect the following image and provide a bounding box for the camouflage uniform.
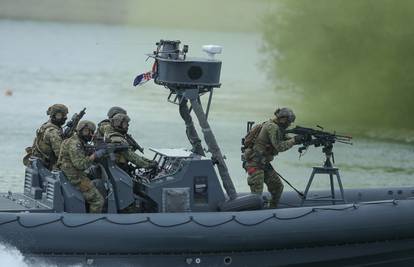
[57,133,104,213]
[94,119,112,147]
[24,104,68,170]
[28,122,64,170]
[96,119,113,141]
[244,118,295,207]
[95,106,127,144]
[105,131,153,171]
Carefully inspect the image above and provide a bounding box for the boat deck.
[0,192,51,212]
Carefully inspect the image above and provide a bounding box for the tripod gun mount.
[286,125,352,205]
[322,143,334,168]
[145,40,237,200]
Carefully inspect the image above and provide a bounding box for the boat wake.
[0,243,82,267]
[0,242,31,267]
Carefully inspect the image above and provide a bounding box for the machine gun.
[286,125,352,163]
[286,126,352,205]
[62,108,86,139]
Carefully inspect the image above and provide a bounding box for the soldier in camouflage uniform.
[24,104,69,170]
[95,106,127,142]
[243,108,304,208]
[57,120,107,213]
[104,113,157,172]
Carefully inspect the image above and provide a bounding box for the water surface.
[0,20,413,194]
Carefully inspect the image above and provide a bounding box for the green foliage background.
[262,0,414,136]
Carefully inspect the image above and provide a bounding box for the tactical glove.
[94,148,107,159]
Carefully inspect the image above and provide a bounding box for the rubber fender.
[219,194,264,211]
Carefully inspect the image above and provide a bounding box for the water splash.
[0,243,28,267]
[0,243,83,267]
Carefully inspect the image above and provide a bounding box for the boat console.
[135,148,226,212]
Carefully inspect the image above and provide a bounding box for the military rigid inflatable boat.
[1,40,414,267]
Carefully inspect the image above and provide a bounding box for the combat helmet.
[46,104,68,117]
[107,106,127,119]
[110,113,130,132]
[274,107,296,123]
[76,120,96,133]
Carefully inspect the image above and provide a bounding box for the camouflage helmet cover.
[76,120,96,132]
[107,106,127,119]
[274,107,296,123]
[46,104,68,116]
[110,113,130,128]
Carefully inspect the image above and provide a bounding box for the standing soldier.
[243,108,304,208]
[24,104,69,170]
[57,120,107,213]
[105,113,157,172]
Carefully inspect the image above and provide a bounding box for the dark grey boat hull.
[1,197,414,266]
[22,240,414,267]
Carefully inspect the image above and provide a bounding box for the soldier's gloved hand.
[294,135,306,145]
[94,148,108,159]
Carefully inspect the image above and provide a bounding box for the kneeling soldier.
[57,120,106,213]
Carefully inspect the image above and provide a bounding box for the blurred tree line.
[262,0,414,135]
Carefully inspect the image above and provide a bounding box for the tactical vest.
[106,131,129,167]
[247,120,286,165]
[30,122,62,168]
[96,119,110,140]
[256,120,285,153]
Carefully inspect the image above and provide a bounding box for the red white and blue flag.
[133,71,152,86]
[133,62,157,87]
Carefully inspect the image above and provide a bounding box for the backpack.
[242,122,264,149]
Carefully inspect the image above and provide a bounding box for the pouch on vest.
[243,122,264,149]
[22,146,33,166]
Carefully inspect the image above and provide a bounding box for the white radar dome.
[202,45,222,60]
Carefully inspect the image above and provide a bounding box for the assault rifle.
[63,108,86,139]
[285,126,352,163]
[125,133,144,154]
[86,143,130,161]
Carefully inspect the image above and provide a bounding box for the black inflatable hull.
[1,199,414,266]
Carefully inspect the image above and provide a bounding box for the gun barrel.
[335,134,352,139]
[336,140,353,145]
[62,107,87,139]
